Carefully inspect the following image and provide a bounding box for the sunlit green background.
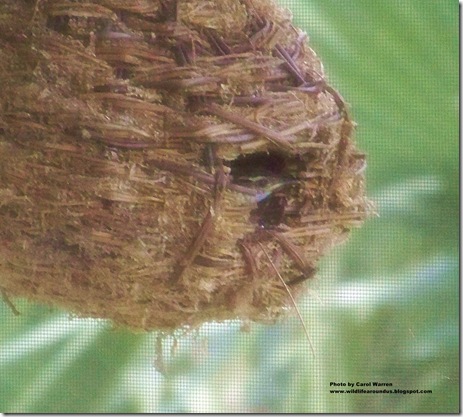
[0,1,458,413]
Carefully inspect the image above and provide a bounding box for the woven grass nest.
[0,0,371,330]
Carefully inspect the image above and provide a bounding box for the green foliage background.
[0,1,458,413]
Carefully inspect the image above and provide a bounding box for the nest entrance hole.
[227,151,288,182]
[226,151,303,228]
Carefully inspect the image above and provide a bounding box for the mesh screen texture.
[0,0,458,413]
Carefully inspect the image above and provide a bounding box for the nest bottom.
[0,139,366,331]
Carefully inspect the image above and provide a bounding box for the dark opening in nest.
[227,151,289,181]
[227,151,304,228]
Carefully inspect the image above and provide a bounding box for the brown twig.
[170,146,229,284]
[258,242,315,358]
[269,230,315,278]
[171,208,215,283]
[205,103,296,153]
[274,44,306,85]
[1,287,20,316]
[205,28,231,55]
[148,157,260,196]
[238,239,258,277]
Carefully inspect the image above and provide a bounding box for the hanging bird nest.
[0,0,371,330]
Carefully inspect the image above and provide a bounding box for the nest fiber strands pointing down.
[0,0,370,330]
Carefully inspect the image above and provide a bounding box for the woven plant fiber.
[0,0,371,330]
